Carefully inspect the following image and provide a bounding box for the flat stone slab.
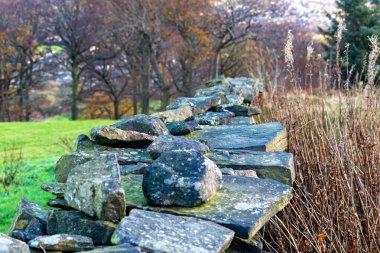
[79,244,141,253]
[41,183,65,197]
[29,234,94,252]
[208,150,294,185]
[147,135,210,159]
[0,233,30,253]
[121,175,292,239]
[167,96,221,115]
[166,120,198,135]
[111,209,234,253]
[188,122,287,151]
[195,111,235,126]
[94,146,153,165]
[90,126,155,148]
[151,105,194,123]
[111,114,169,136]
[228,116,255,125]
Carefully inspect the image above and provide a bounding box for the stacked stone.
[2,77,294,253]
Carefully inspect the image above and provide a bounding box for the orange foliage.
[81,92,134,119]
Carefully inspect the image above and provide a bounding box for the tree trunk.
[182,61,193,97]
[113,97,120,120]
[71,60,79,120]
[140,33,152,115]
[214,51,220,79]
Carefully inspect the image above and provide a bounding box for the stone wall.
[1,77,294,253]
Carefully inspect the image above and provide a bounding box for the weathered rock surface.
[224,105,262,116]
[226,95,244,105]
[166,120,198,135]
[75,134,95,152]
[28,234,94,252]
[142,151,221,207]
[189,122,287,151]
[93,146,153,165]
[55,152,96,183]
[228,116,255,125]
[0,233,30,253]
[167,96,221,115]
[120,163,148,175]
[220,168,258,178]
[79,244,141,253]
[208,150,294,185]
[65,153,126,222]
[11,216,45,242]
[195,111,235,125]
[40,183,65,197]
[151,105,194,123]
[47,210,117,245]
[90,126,155,148]
[122,175,292,239]
[7,198,49,237]
[111,114,169,136]
[147,135,210,159]
[195,77,260,104]
[111,209,234,253]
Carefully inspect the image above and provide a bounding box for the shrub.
[1,147,23,190]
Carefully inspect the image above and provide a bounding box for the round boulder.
[142,151,222,207]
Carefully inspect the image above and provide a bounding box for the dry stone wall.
[1,77,295,253]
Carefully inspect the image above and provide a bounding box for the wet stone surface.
[166,120,198,135]
[167,96,222,115]
[208,150,294,185]
[147,135,210,159]
[142,151,222,207]
[0,233,30,253]
[111,209,235,253]
[28,234,94,252]
[111,114,169,136]
[47,210,117,245]
[122,175,292,239]
[189,122,287,151]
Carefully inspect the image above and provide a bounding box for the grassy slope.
[0,120,115,233]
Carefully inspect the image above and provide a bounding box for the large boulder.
[151,105,194,123]
[122,175,292,239]
[142,151,222,207]
[47,210,117,245]
[111,209,234,253]
[166,120,198,135]
[195,111,235,125]
[167,96,221,115]
[7,198,49,238]
[64,153,126,222]
[190,122,287,151]
[28,234,94,252]
[208,150,295,185]
[147,135,210,159]
[111,114,169,136]
[0,233,30,253]
[90,126,155,148]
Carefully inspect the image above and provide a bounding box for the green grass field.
[0,119,116,233]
